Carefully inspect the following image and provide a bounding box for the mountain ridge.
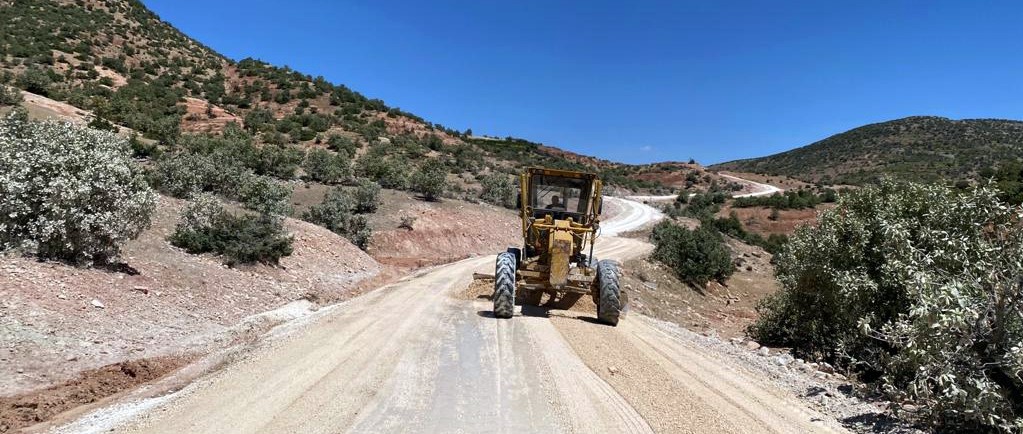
[711,115,1023,185]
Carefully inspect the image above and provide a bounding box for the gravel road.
[72,198,847,434]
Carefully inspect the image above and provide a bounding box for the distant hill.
[0,0,705,192]
[712,116,1023,185]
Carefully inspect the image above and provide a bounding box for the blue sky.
[143,1,1023,165]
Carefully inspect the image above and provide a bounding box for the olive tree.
[750,180,1022,432]
[0,111,157,264]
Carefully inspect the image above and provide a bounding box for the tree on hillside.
[649,221,733,287]
[0,85,22,106]
[479,173,517,208]
[0,111,157,264]
[303,148,351,184]
[302,187,372,249]
[411,159,447,201]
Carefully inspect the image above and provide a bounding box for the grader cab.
[492,167,624,325]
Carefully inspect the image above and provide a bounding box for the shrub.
[0,111,157,264]
[749,180,1022,432]
[479,173,517,208]
[302,187,371,249]
[128,134,159,159]
[16,68,52,96]
[354,179,381,213]
[356,152,411,189]
[239,175,293,216]
[399,213,417,230]
[327,134,358,155]
[253,144,304,179]
[170,197,293,266]
[649,221,733,287]
[0,85,22,106]
[303,148,351,184]
[150,152,218,198]
[411,159,447,201]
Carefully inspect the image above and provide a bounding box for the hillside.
[0,0,715,194]
[712,116,1023,185]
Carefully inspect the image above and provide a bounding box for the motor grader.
[492,167,624,325]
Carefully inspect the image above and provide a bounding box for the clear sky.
[142,0,1023,165]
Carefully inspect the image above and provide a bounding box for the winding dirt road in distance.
[719,174,783,198]
[627,172,783,202]
[67,197,843,434]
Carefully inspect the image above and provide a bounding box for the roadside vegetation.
[302,185,377,250]
[749,180,1023,432]
[664,191,790,254]
[0,110,156,265]
[169,194,293,266]
[731,189,837,209]
[650,221,734,287]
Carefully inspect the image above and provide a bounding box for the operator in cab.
[546,195,567,210]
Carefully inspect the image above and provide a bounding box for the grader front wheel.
[493,252,516,318]
[596,260,622,326]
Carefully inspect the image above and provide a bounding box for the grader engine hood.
[548,220,574,288]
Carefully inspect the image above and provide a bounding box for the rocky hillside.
[712,116,1023,185]
[0,0,701,193]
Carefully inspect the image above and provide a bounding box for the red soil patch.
[0,356,190,433]
[369,191,521,268]
[719,204,833,236]
[180,97,244,134]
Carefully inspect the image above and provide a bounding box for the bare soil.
[622,237,779,339]
[179,97,244,134]
[0,356,191,433]
[720,204,834,236]
[1,196,379,397]
[367,190,520,268]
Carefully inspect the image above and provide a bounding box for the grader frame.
[492,167,624,325]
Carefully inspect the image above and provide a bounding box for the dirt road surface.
[719,174,783,198]
[65,197,843,434]
[627,173,783,203]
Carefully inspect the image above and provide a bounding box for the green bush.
[749,180,1022,432]
[170,196,293,266]
[128,134,159,159]
[16,68,52,95]
[150,152,219,198]
[411,159,447,201]
[649,221,734,287]
[0,111,157,264]
[356,149,411,190]
[327,134,358,155]
[732,190,825,209]
[479,173,517,208]
[0,85,22,106]
[239,175,293,216]
[354,179,381,213]
[253,144,304,179]
[303,148,351,184]
[302,187,372,249]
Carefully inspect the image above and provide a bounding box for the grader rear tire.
[596,260,622,326]
[493,252,516,319]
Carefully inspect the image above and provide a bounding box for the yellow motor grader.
[492,167,624,325]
